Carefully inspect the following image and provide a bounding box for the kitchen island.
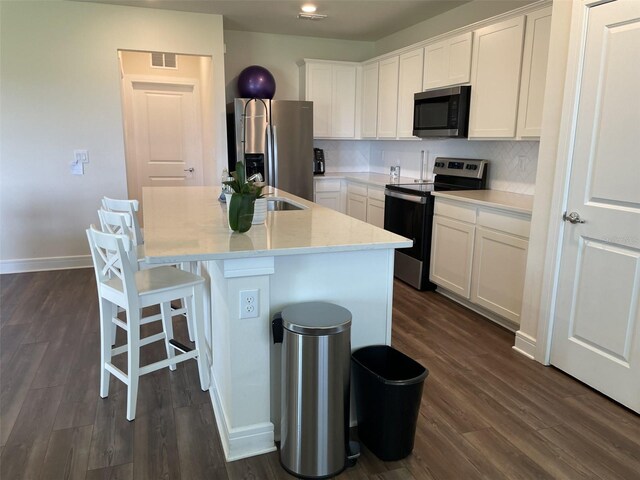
[142,186,411,462]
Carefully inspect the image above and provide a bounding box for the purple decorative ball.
[237,65,276,99]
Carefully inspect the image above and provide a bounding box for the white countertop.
[142,186,412,263]
[431,190,534,215]
[316,172,419,187]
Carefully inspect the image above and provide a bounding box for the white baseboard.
[513,331,537,360]
[0,255,92,274]
[209,376,276,462]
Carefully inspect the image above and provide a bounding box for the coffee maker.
[313,148,325,175]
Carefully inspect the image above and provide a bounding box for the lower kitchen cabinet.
[314,178,345,213]
[347,183,368,221]
[366,186,385,228]
[430,197,530,326]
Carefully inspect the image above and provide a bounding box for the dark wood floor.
[1,269,639,479]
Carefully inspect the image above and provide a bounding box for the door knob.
[184,167,195,173]
[563,211,586,224]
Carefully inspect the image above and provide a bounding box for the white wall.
[223,30,374,103]
[374,0,539,55]
[0,0,227,272]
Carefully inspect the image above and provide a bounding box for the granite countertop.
[431,190,534,215]
[142,186,412,263]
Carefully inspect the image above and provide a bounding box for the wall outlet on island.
[239,289,259,319]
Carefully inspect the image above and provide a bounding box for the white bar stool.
[86,225,210,421]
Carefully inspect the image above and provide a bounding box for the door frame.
[120,73,203,204]
[536,0,615,363]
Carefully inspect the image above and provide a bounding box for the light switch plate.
[74,149,89,164]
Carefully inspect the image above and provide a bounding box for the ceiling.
[77,0,476,41]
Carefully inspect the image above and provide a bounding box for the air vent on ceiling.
[151,52,178,69]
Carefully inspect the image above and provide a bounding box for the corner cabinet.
[423,32,473,90]
[468,16,526,139]
[300,59,357,139]
[430,197,531,326]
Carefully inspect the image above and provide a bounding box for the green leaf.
[228,193,255,233]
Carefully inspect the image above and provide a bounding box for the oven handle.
[384,189,428,204]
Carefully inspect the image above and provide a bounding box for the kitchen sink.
[267,198,306,211]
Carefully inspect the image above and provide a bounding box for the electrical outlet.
[239,289,259,319]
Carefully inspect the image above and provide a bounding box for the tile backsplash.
[315,139,539,195]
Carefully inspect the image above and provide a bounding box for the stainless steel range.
[384,158,488,290]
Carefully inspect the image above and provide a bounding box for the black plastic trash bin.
[351,345,428,461]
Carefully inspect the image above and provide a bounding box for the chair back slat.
[102,197,143,245]
[98,209,139,267]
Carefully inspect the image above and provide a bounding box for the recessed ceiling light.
[297,12,327,20]
[301,4,317,13]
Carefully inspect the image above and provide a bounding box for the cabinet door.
[517,7,552,138]
[331,65,357,138]
[447,32,473,86]
[423,41,448,90]
[468,16,526,139]
[315,191,341,211]
[471,227,528,323]
[377,56,400,138]
[397,49,423,138]
[361,62,379,138]
[306,62,332,138]
[347,193,367,221]
[430,215,475,298]
[366,195,385,228]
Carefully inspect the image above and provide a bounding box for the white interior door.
[128,79,204,206]
[550,0,640,413]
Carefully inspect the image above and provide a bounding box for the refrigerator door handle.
[270,125,278,189]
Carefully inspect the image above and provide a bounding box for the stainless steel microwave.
[413,85,471,138]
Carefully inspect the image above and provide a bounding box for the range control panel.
[433,157,488,179]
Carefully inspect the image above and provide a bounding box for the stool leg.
[191,284,210,391]
[160,301,177,371]
[111,304,118,346]
[184,297,195,342]
[126,309,141,422]
[99,298,113,398]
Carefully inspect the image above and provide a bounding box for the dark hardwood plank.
[40,425,93,480]
[4,385,64,447]
[86,388,134,470]
[85,463,134,480]
[175,403,227,479]
[0,342,48,446]
[2,271,639,480]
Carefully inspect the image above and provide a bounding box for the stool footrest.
[169,339,192,353]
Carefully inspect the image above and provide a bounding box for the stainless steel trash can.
[273,302,352,479]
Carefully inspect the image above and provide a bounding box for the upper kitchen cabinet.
[468,16,526,139]
[516,6,553,139]
[300,59,357,139]
[397,48,424,138]
[376,56,400,138]
[423,32,473,90]
[361,62,379,138]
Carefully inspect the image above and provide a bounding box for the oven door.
[384,190,435,290]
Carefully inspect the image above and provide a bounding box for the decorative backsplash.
[314,139,539,195]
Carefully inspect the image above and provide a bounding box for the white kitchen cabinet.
[347,183,368,222]
[300,60,357,139]
[431,197,531,325]
[430,213,476,299]
[423,32,473,90]
[376,56,400,138]
[314,178,345,213]
[396,48,424,138]
[516,7,552,139]
[361,62,379,138]
[366,185,385,228]
[468,16,526,139]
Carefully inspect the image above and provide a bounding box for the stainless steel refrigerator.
[227,98,314,201]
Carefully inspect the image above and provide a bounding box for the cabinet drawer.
[315,179,342,192]
[434,199,476,224]
[478,208,530,238]
[347,183,368,196]
[367,186,385,201]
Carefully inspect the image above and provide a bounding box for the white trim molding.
[0,255,92,274]
[209,376,277,462]
[513,331,537,359]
